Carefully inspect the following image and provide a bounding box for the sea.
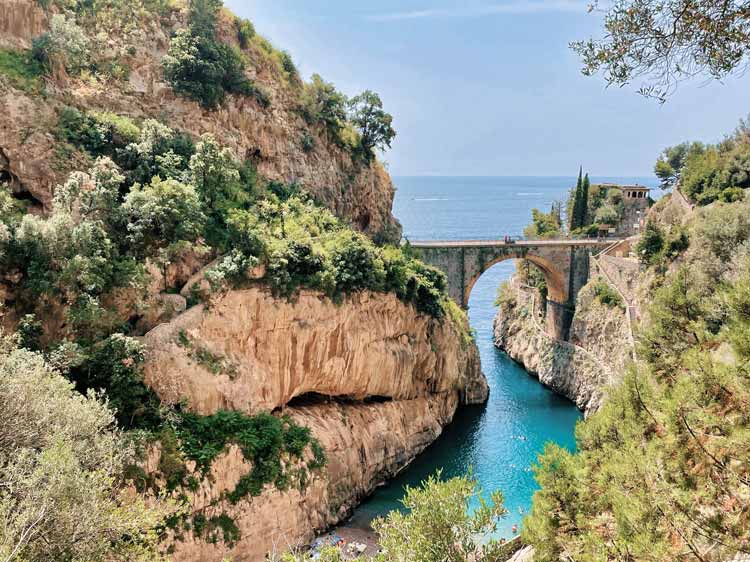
[345,175,659,538]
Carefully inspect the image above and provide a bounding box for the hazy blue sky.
[226,0,750,177]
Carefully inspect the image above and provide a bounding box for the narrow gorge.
[144,287,486,561]
[0,1,488,560]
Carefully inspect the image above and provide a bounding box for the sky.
[226,0,750,177]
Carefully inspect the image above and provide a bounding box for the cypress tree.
[570,167,583,230]
[581,173,591,227]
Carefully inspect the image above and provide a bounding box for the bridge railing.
[403,235,626,246]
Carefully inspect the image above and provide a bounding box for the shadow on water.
[343,260,582,538]
[344,401,488,529]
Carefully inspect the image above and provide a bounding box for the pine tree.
[581,173,591,227]
[570,167,583,230]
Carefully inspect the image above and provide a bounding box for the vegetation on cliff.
[523,119,750,562]
[0,0,468,557]
[0,334,173,562]
[281,473,510,562]
[655,117,750,205]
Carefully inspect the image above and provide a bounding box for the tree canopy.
[655,116,750,203]
[348,90,397,157]
[573,0,750,101]
[0,336,171,562]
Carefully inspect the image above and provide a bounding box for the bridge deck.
[408,238,623,248]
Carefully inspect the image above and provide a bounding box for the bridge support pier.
[546,300,574,341]
[412,239,613,342]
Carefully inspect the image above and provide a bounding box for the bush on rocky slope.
[523,191,750,561]
[0,0,472,556]
[0,335,173,562]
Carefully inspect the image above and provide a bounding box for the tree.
[52,157,124,224]
[189,133,244,212]
[525,207,562,239]
[570,167,584,230]
[581,173,591,226]
[654,142,704,189]
[0,336,171,562]
[31,14,90,75]
[301,74,348,137]
[122,177,206,256]
[162,0,254,109]
[594,202,620,225]
[120,119,195,186]
[348,90,396,156]
[635,220,665,265]
[372,473,507,562]
[572,0,750,101]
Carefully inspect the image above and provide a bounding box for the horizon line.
[390,173,657,179]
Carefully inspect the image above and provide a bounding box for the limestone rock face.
[0,0,401,242]
[0,0,46,49]
[493,282,626,415]
[163,396,460,562]
[144,288,486,415]
[142,288,487,561]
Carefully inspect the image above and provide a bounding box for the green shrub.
[0,48,44,93]
[278,50,299,82]
[663,226,689,259]
[119,119,196,186]
[56,106,109,156]
[301,131,315,153]
[267,240,325,296]
[16,314,43,351]
[56,107,143,167]
[122,177,206,257]
[235,17,255,48]
[90,111,141,144]
[301,74,348,138]
[592,279,624,309]
[163,1,264,109]
[31,14,90,75]
[325,231,386,293]
[176,410,323,502]
[69,334,163,430]
[635,220,664,265]
[208,513,240,545]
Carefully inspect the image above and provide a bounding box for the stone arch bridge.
[410,239,618,340]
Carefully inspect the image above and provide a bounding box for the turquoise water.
[346,176,658,537]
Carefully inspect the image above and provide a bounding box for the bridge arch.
[462,252,567,309]
[411,239,613,340]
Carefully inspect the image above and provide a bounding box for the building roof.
[605,184,650,191]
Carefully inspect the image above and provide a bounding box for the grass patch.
[592,278,624,309]
[0,48,44,93]
[176,410,325,502]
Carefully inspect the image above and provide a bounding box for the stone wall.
[593,255,640,304]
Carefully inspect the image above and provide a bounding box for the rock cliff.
[493,280,628,415]
[0,0,401,241]
[143,287,487,561]
[0,4,489,560]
